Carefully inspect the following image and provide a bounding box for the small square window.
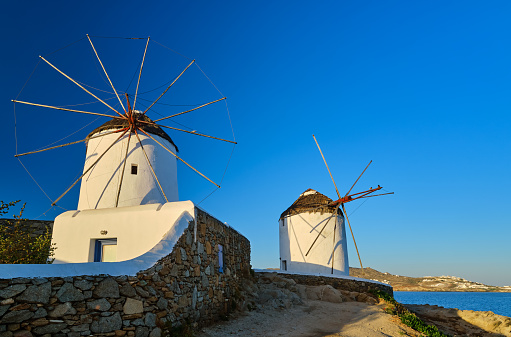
[131,164,138,175]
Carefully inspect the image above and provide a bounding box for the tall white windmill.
[279,135,393,275]
[13,35,236,263]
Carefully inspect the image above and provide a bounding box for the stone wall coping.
[253,269,390,287]
[0,210,194,279]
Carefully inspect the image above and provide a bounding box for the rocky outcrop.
[406,304,511,336]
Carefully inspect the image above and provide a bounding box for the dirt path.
[197,272,422,337]
[197,272,511,337]
[199,300,422,337]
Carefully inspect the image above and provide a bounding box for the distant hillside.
[349,267,511,292]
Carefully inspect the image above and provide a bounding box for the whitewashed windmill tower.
[279,135,393,275]
[12,35,235,264]
[78,111,179,210]
[279,189,349,275]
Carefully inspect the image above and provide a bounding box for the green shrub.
[0,200,55,264]
[371,290,451,337]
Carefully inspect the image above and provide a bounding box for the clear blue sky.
[1,1,510,286]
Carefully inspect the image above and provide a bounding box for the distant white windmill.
[279,135,393,275]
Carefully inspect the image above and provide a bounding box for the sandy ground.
[197,272,511,337]
[198,300,421,337]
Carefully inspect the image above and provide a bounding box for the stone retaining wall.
[267,272,393,297]
[0,208,251,337]
[0,219,53,238]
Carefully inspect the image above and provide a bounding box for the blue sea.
[394,291,511,318]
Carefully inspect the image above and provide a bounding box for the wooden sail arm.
[138,128,220,188]
[329,186,383,206]
[143,59,195,115]
[15,128,128,158]
[132,36,150,112]
[355,192,394,199]
[115,130,132,207]
[305,211,336,257]
[134,129,168,203]
[39,56,124,118]
[11,100,125,120]
[87,34,126,113]
[313,134,341,199]
[342,203,363,269]
[52,128,129,206]
[152,97,226,123]
[136,119,237,144]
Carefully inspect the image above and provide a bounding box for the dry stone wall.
[272,272,393,297]
[0,208,251,337]
[0,220,53,238]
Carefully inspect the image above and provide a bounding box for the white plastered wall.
[279,211,349,276]
[78,130,178,210]
[51,201,195,264]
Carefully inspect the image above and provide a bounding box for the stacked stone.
[0,220,54,239]
[0,208,251,336]
[273,272,393,297]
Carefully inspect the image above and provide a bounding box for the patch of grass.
[370,290,451,337]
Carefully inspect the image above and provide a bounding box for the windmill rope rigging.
[43,37,86,57]
[151,40,193,61]
[16,158,54,204]
[32,116,101,152]
[14,35,237,216]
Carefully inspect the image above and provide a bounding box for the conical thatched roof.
[86,112,178,151]
[279,189,342,220]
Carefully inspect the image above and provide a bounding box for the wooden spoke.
[39,56,124,118]
[143,59,195,114]
[153,97,226,122]
[345,161,372,197]
[313,135,341,199]
[355,192,394,199]
[138,128,220,188]
[52,128,129,206]
[331,208,337,274]
[137,119,237,144]
[134,129,168,203]
[132,37,150,112]
[115,130,132,207]
[305,211,337,257]
[342,203,363,270]
[12,100,124,119]
[87,34,126,113]
[14,128,126,158]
